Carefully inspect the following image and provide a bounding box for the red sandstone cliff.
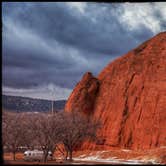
[65,72,99,114]
[65,32,166,150]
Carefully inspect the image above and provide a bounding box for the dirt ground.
[3,153,112,165]
[3,147,166,165]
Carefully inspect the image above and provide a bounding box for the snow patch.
[74,157,147,164]
[74,151,161,165]
[121,149,132,152]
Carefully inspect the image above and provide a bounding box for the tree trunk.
[43,151,48,163]
[69,150,73,162]
[13,151,16,161]
[65,150,68,161]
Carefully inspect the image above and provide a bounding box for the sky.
[2,2,166,100]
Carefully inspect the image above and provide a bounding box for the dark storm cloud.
[2,2,166,99]
[3,2,127,55]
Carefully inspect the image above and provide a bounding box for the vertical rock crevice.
[118,73,136,146]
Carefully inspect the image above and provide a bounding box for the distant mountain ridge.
[2,95,66,112]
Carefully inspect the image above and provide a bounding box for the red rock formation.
[65,72,99,115]
[65,32,166,150]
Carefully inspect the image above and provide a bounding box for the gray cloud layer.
[2,2,166,99]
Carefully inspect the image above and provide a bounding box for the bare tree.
[2,112,25,160]
[28,113,62,162]
[59,112,100,161]
[18,113,36,150]
[2,111,100,163]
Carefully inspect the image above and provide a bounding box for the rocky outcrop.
[65,32,166,150]
[65,72,100,115]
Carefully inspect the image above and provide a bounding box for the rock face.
[65,32,166,150]
[65,72,99,115]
